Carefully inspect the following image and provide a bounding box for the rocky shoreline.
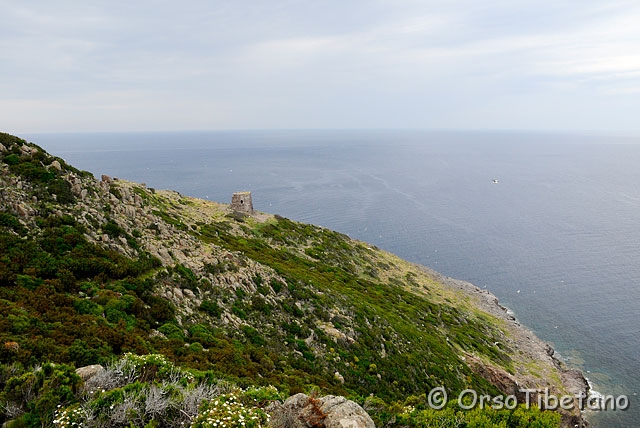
[421,265,591,427]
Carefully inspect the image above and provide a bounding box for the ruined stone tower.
[230,191,254,214]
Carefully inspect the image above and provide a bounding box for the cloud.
[2,0,640,131]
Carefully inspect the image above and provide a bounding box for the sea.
[23,130,640,427]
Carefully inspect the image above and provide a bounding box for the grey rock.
[174,288,184,300]
[14,203,33,218]
[157,248,172,265]
[71,183,82,196]
[50,160,62,171]
[76,364,104,381]
[320,395,375,428]
[124,205,136,218]
[149,329,167,339]
[268,393,308,428]
[121,187,131,201]
[269,393,375,428]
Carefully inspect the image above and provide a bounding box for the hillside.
[0,132,587,427]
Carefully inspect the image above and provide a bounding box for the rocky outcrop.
[426,270,591,427]
[269,393,375,428]
[76,364,105,382]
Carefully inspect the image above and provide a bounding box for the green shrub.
[47,179,75,204]
[158,323,185,341]
[190,342,204,352]
[0,363,82,427]
[232,301,247,320]
[393,400,562,428]
[250,295,271,315]
[242,326,265,346]
[3,153,20,165]
[0,212,25,234]
[200,300,222,318]
[103,220,125,238]
[269,278,284,293]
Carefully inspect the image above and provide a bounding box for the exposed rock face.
[269,393,375,428]
[465,354,521,397]
[429,271,591,427]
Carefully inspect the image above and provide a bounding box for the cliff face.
[0,133,587,426]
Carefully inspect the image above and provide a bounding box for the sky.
[2,0,640,134]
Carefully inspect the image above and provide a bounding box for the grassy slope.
[0,132,567,426]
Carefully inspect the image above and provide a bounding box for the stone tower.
[230,191,254,214]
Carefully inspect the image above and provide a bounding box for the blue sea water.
[24,130,640,427]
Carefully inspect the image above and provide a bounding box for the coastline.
[417,265,591,427]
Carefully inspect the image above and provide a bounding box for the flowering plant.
[191,392,270,428]
[53,404,90,428]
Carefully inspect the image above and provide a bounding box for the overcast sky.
[2,1,640,133]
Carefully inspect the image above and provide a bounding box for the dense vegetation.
[0,132,564,426]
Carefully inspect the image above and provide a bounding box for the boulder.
[13,203,34,218]
[269,393,375,428]
[71,182,83,196]
[156,247,173,265]
[321,395,375,428]
[124,205,136,218]
[76,364,104,382]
